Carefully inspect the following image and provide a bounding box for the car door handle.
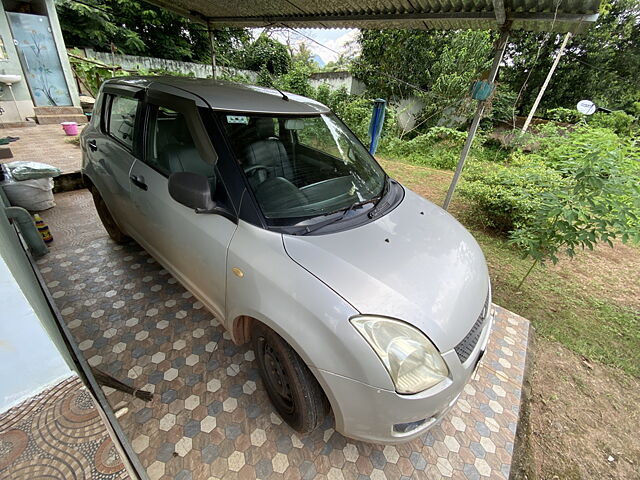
[130,175,148,191]
[88,140,98,151]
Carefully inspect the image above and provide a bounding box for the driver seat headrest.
[254,117,276,139]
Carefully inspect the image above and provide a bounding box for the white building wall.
[308,72,366,95]
[83,49,258,82]
[0,256,73,411]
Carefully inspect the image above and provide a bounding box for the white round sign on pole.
[577,99,597,115]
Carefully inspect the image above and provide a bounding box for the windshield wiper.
[297,199,372,235]
[367,175,391,219]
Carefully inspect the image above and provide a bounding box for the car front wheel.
[252,322,327,433]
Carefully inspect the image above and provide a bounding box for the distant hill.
[311,54,325,67]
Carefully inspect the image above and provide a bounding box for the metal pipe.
[5,206,48,258]
[208,23,217,80]
[521,32,572,134]
[443,29,510,211]
[7,85,23,122]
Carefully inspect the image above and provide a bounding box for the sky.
[251,28,360,64]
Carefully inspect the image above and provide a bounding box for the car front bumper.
[312,312,493,444]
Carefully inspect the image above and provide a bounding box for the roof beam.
[206,12,496,25]
[204,12,598,31]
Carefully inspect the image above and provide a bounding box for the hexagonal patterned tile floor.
[39,191,530,480]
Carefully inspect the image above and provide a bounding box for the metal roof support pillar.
[443,29,509,211]
[208,23,217,80]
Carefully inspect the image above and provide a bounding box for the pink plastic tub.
[61,122,79,136]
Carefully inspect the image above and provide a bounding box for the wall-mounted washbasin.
[0,74,21,85]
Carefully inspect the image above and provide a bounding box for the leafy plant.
[234,34,291,75]
[380,126,467,169]
[486,87,518,124]
[459,156,563,233]
[509,127,640,285]
[352,29,492,129]
[461,125,640,287]
[56,0,249,64]
[276,62,314,97]
[501,0,640,114]
[588,110,637,136]
[545,107,585,124]
[69,52,195,95]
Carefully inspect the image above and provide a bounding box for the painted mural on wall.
[7,13,72,106]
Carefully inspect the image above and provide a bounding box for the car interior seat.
[158,115,214,178]
[243,118,293,188]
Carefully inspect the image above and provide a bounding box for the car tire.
[90,186,129,244]
[252,322,327,433]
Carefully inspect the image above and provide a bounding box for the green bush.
[380,126,466,169]
[588,110,637,136]
[277,62,313,97]
[460,124,640,267]
[544,107,585,123]
[458,157,564,233]
[332,96,374,142]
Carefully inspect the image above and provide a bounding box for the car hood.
[282,188,490,352]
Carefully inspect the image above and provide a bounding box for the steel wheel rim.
[259,337,295,415]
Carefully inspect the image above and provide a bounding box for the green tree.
[502,0,640,113]
[290,42,317,70]
[322,54,352,72]
[509,127,640,286]
[55,0,249,63]
[233,34,291,74]
[352,29,492,129]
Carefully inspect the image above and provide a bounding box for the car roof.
[104,76,331,115]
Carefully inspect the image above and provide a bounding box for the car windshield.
[219,112,386,221]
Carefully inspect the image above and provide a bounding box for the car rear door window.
[107,95,139,149]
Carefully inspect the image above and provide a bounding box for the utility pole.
[521,32,572,134]
[208,23,217,80]
[443,29,510,211]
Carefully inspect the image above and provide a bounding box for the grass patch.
[379,157,640,377]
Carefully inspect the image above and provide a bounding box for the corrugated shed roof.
[148,0,600,33]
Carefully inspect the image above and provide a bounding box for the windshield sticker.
[227,115,249,124]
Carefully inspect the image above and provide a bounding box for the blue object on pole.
[368,98,386,155]
[470,80,495,101]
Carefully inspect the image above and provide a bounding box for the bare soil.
[513,337,640,480]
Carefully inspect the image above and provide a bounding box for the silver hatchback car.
[81,77,493,444]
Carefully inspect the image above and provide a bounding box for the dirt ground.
[512,336,640,480]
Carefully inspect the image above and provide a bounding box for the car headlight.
[351,316,449,394]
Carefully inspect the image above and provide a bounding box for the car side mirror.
[168,172,238,223]
[168,172,216,212]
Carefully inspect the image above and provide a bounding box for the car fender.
[225,220,394,391]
